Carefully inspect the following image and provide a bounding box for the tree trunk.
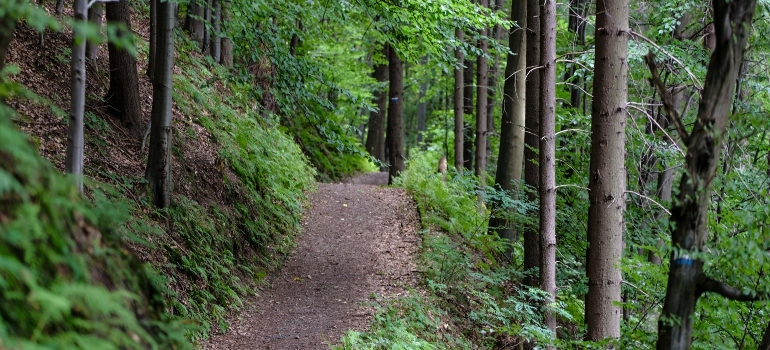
[648,165,673,264]
[386,43,405,184]
[463,56,475,171]
[651,0,757,348]
[201,0,211,54]
[0,12,16,73]
[585,0,628,340]
[105,1,143,139]
[146,0,177,208]
[486,0,501,162]
[454,29,465,172]
[66,0,88,194]
[220,0,233,67]
[55,0,64,16]
[523,0,541,288]
[184,0,204,46]
[539,0,557,338]
[209,0,221,62]
[489,0,526,247]
[86,3,103,62]
[417,55,427,148]
[365,45,388,163]
[475,0,488,180]
[148,0,157,80]
[564,0,588,109]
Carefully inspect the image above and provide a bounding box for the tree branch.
[697,276,765,302]
[643,51,690,144]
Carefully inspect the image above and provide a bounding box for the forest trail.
[202,172,422,349]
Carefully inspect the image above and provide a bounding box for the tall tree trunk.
[523,0,541,288]
[208,0,221,62]
[489,0,526,248]
[105,0,143,139]
[0,11,16,73]
[386,43,405,184]
[648,165,673,264]
[366,45,388,163]
[564,0,588,109]
[201,0,211,54]
[55,0,64,16]
[539,0,557,338]
[463,56,475,171]
[148,0,157,80]
[220,0,233,67]
[417,55,428,148]
[585,0,628,340]
[486,0,502,162]
[86,3,103,62]
[454,29,465,172]
[184,0,204,46]
[650,0,758,348]
[66,0,88,194]
[475,0,489,181]
[146,0,177,208]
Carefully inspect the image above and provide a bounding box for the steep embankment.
[202,173,422,349]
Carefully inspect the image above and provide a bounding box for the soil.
[201,172,422,350]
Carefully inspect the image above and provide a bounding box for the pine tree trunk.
[654,0,757,348]
[209,0,221,62]
[146,0,177,208]
[490,0,526,247]
[523,0,541,288]
[585,0,628,340]
[220,0,233,67]
[85,3,103,61]
[475,0,488,180]
[454,29,465,172]
[539,0,557,338]
[66,0,88,194]
[386,43,405,183]
[106,0,143,139]
[365,45,388,163]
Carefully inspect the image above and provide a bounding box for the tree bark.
[66,0,88,194]
[650,0,758,348]
[463,56,475,171]
[585,0,628,340]
[564,0,588,109]
[86,3,103,62]
[201,0,211,54]
[148,0,157,81]
[523,0,541,288]
[146,0,177,208]
[365,45,388,163]
[184,0,204,46]
[417,55,428,148]
[220,0,233,67]
[105,1,143,139]
[208,0,221,62]
[454,29,465,172]
[475,0,488,180]
[386,43,406,184]
[648,165,673,264]
[489,0,526,247]
[539,0,557,338]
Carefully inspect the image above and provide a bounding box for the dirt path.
[202,172,421,349]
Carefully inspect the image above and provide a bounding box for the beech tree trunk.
[148,0,157,80]
[489,0,526,247]
[523,0,541,288]
[184,0,204,46]
[585,0,628,340]
[201,0,211,54]
[86,3,103,62]
[220,0,233,67]
[463,57,475,171]
[650,0,758,348]
[475,0,488,180]
[386,43,405,184]
[65,0,88,194]
[417,55,427,147]
[146,0,177,208]
[106,0,143,139]
[365,45,388,163]
[454,29,465,172]
[209,0,221,62]
[539,0,557,338]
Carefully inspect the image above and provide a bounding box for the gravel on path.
[201,172,421,350]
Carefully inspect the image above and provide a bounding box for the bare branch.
[643,52,691,144]
[698,277,765,302]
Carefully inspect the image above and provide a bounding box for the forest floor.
[201,172,423,349]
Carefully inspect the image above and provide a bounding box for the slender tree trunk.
[523,0,541,288]
[585,0,628,340]
[55,0,64,16]
[486,0,501,162]
[209,0,221,62]
[105,0,143,139]
[475,0,488,181]
[220,0,233,67]
[86,3,103,61]
[651,0,758,348]
[0,12,16,73]
[490,0,526,247]
[539,0,557,338]
[386,43,405,183]
[648,165,673,264]
[463,57,475,171]
[66,0,88,194]
[366,45,388,163]
[454,29,465,172]
[146,0,177,208]
[148,0,157,80]
[184,0,204,46]
[201,0,211,54]
[417,56,428,148]
[564,0,588,109]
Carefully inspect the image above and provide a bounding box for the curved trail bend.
[203,172,421,349]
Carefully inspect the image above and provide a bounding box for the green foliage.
[0,113,190,349]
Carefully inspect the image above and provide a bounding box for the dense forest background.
[1,0,769,348]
